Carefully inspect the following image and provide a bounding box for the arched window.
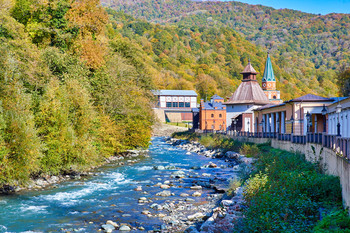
[211,114,214,118]
[273,96,277,99]
[219,114,222,118]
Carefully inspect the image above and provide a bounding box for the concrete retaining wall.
[229,135,350,210]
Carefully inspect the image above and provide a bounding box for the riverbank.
[152,122,188,137]
[0,149,149,194]
[172,132,350,232]
[164,137,252,232]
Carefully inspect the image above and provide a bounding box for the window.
[185,102,190,108]
[273,96,277,99]
[219,114,222,118]
[172,102,178,107]
[179,102,184,108]
[166,102,171,108]
[211,114,214,118]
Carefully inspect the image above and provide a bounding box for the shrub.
[314,210,350,232]
[226,177,242,197]
[239,143,260,157]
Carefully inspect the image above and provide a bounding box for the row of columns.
[261,112,286,134]
[328,108,350,138]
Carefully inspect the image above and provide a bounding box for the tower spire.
[261,53,282,104]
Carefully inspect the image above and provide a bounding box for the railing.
[221,130,350,161]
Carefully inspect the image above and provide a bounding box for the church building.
[224,59,271,132]
[262,53,283,105]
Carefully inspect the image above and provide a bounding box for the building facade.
[224,61,271,132]
[153,90,197,122]
[254,94,337,135]
[199,95,226,131]
[327,97,350,137]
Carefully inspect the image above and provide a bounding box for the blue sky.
[222,0,350,15]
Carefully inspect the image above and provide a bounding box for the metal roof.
[287,94,333,102]
[224,80,271,105]
[262,53,276,82]
[211,94,224,100]
[240,62,258,74]
[203,101,226,110]
[152,90,198,96]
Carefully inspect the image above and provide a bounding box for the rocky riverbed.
[99,137,254,233]
[0,136,254,233]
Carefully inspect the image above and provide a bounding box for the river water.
[0,137,237,232]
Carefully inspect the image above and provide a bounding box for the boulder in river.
[119,225,131,231]
[101,224,115,233]
[160,184,170,189]
[187,212,205,221]
[156,190,171,197]
[106,220,119,228]
[192,191,201,197]
[190,185,202,190]
[172,170,186,178]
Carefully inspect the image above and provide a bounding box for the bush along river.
[0,137,251,233]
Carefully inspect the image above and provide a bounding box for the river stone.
[142,210,151,215]
[190,185,202,190]
[221,200,234,206]
[202,173,211,177]
[160,184,170,189]
[192,191,201,197]
[106,220,119,228]
[187,212,205,221]
[119,225,131,231]
[185,198,195,202]
[134,186,142,191]
[172,170,185,178]
[180,193,189,197]
[156,190,171,197]
[150,203,163,210]
[208,162,217,168]
[101,224,115,233]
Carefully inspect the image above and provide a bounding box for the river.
[0,137,238,232]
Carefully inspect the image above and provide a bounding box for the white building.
[327,97,350,138]
[152,90,198,122]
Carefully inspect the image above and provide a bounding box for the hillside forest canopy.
[0,0,349,186]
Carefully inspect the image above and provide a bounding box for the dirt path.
[152,122,188,137]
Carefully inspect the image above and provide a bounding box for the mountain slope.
[103,0,350,97]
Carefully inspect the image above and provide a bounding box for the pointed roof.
[262,53,275,82]
[240,61,258,74]
[224,81,271,105]
[211,94,224,100]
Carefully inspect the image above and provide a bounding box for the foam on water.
[37,172,129,206]
[135,166,153,171]
[19,204,48,213]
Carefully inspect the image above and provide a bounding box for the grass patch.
[166,122,189,128]
[236,143,346,232]
[172,133,350,232]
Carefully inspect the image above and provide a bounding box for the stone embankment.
[98,138,254,233]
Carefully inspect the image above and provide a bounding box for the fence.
[221,130,350,161]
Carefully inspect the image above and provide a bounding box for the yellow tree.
[65,0,108,69]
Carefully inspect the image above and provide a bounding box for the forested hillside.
[0,0,156,186]
[103,0,350,97]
